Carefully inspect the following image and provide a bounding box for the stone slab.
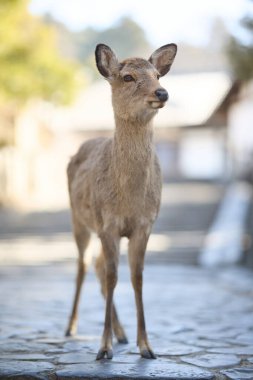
[208,346,253,355]
[1,261,253,379]
[56,360,215,380]
[182,353,241,369]
[0,360,54,377]
[221,367,253,379]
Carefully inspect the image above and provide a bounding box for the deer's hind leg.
[95,247,128,344]
[128,228,156,359]
[65,221,90,337]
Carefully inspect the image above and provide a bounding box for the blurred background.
[0,0,253,267]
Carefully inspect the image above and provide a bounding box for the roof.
[158,72,232,127]
[51,72,232,132]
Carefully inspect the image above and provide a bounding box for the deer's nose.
[155,88,168,102]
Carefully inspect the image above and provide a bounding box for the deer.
[65,43,177,360]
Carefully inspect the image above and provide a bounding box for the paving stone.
[197,331,239,341]
[56,359,215,379]
[131,343,203,356]
[166,325,196,335]
[221,367,253,379]
[58,351,96,364]
[111,354,149,364]
[166,345,204,357]
[0,360,54,377]
[208,346,253,355]
[185,339,231,348]
[63,340,99,352]
[0,353,49,361]
[1,259,253,378]
[0,341,53,353]
[36,337,69,344]
[182,353,241,368]
[231,333,253,345]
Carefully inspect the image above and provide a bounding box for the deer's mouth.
[148,101,166,109]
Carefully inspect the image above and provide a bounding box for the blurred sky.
[29,0,251,46]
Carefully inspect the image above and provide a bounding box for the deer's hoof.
[65,328,75,337]
[117,336,128,344]
[140,348,157,359]
[96,347,113,360]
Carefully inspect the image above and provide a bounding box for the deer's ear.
[149,44,177,76]
[95,44,119,79]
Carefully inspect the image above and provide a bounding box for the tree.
[0,0,80,106]
[227,1,253,81]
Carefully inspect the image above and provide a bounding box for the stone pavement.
[1,181,253,379]
[0,262,253,379]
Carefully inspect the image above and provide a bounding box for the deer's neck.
[112,115,154,193]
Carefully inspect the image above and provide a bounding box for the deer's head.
[95,43,177,123]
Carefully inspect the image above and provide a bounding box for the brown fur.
[65,43,177,360]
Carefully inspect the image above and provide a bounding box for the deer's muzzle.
[155,88,169,102]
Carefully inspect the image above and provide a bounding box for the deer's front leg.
[96,232,119,360]
[128,228,156,359]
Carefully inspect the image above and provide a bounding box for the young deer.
[65,43,177,360]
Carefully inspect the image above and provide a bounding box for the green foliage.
[0,0,80,105]
[227,2,253,81]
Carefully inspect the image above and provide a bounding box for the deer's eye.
[157,74,161,80]
[123,75,134,82]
